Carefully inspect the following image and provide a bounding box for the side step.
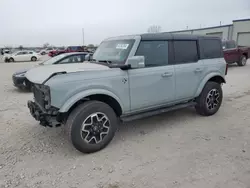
[121,101,196,122]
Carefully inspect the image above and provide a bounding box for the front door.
[173,40,203,100]
[19,51,29,61]
[128,40,175,112]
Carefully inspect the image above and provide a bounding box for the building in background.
[169,18,250,46]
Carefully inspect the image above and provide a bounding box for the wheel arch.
[242,52,248,59]
[58,90,124,120]
[195,74,225,97]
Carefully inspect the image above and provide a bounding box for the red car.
[48,46,85,57]
[223,40,250,66]
[48,47,65,57]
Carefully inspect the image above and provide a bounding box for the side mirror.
[127,56,145,69]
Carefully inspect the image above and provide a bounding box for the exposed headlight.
[42,85,51,109]
[15,73,25,77]
[33,84,51,109]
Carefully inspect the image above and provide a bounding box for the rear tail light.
[225,63,228,75]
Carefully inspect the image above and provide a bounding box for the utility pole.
[82,28,84,46]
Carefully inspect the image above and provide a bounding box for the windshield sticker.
[116,44,129,49]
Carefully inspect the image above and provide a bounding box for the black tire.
[237,55,247,66]
[195,81,223,116]
[65,101,118,153]
[9,58,14,62]
[31,56,37,61]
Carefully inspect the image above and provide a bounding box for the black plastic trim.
[121,101,196,122]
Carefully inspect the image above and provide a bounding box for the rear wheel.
[195,81,223,116]
[65,101,118,153]
[31,56,37,61]
[237,55,247,66]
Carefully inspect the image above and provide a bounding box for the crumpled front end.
[27,84,61,127]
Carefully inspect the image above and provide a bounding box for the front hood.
[25,62,109,84]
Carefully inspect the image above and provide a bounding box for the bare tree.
[147,25,162,33]
[87,44,95,48]
[43,43,50,48]
[18,45,23,50]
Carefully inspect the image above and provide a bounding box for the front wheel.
[9,58,14,62]
[195,81,223,116]
[237,55,247,66]
[65,101,118,153]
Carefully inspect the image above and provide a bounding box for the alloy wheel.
[81,112,110,144]
[206,89,220,110]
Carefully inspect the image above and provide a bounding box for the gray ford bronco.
[26,33,228,153]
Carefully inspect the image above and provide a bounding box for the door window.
[16,51,28,55]
[173,41,199,64]
[135,41,168,67]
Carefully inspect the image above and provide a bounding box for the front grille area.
[33,85,45,108]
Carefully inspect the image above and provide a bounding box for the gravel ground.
[0,60,250,188]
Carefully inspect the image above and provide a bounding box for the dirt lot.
[0,60,250,188]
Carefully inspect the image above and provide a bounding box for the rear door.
[22,51,32,61]
[173,40,204,101]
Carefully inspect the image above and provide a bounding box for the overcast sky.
[1,0,250,47]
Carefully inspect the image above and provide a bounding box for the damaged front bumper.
[27,100,61,127]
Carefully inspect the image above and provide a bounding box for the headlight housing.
[33,84,51,110]
[15,73,25,77]
[42,85,51,109]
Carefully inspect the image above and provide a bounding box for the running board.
[121,101,196,122]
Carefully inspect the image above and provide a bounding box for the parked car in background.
[4,51,41,63]
[48,47,66,57]
[48,46,86,57]
[1,48,11,55]
[39,49,47,55]
[66,46,85,53]
[26,33,227,154]
[12,52,90,91]
[41,47,56,55]
[222,40,250,66]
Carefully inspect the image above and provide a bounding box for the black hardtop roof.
[140,32,221,41]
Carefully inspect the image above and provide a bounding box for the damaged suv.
[26,33,227,154]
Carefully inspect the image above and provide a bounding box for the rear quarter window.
[201,39,223,59]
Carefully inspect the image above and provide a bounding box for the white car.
[4,51,41,62]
